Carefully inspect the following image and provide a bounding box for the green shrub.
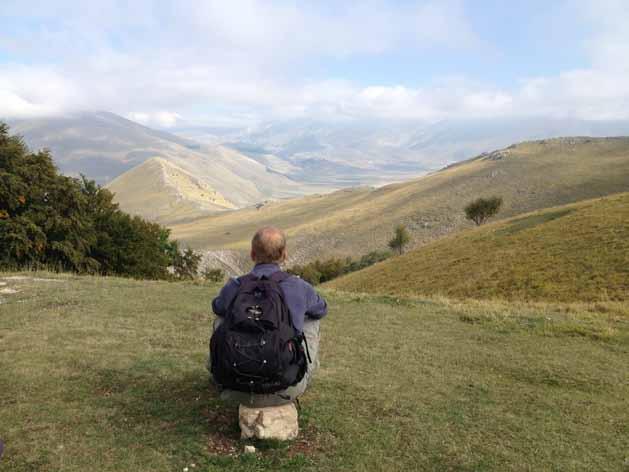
[172,246,202,280]
[202,267,226,283]
[288,250,392,285]
[0,122,190,280]
[288,264,322,285]
[464,196,503,225]
[347,250,392,272]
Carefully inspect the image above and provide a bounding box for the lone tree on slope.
[464,196,503,226]
[388,224,411,255]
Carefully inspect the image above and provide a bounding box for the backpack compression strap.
[267,270,313,364]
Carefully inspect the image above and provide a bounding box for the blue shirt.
[211,263,328,332]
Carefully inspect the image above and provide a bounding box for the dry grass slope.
[170,137,629,267]
[329,192,629,302]
[107,157,235,222]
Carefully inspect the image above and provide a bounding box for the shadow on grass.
[495,208,574,236]
[92,366,223,465]
[91,365,324,469]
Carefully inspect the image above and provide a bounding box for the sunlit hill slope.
[171,137,629,267]
[329,192,629,302]
[106,157,235,222]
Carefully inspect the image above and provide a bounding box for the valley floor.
[1,273,628,471]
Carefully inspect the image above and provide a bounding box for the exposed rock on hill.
[107,158,235,222]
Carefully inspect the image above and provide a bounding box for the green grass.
[1,273,628,471]
[330,192,629,302]
[170,137,629,268]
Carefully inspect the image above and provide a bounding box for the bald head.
[251,227,287,264]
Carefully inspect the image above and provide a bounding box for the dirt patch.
[284,424,328,458]
[1,276,62,283]
[206,408,240,456]
[204,404,328,458]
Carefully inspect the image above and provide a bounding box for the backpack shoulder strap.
[225,273,258,317]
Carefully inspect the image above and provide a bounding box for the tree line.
[0,123,199,280]
[288,249,392,285]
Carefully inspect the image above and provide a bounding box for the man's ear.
[280,248,287,263]
[250,249,256,262]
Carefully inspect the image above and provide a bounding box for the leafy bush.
[172,246,202,280]
[347,250,392,272]
[0,122,195,279]
[464,196,503,225]
[288,250,392,285]
[292,264,322,285]
[202,267,225,283]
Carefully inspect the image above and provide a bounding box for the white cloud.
[508,0,629,120]
[1,0,629,124]
[0,0,485,124]
[127,111,182,128]
[0,64,84,118]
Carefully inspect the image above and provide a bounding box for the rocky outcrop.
[199,250,250,277]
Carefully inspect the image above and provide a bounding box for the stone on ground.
[238,403,299,441]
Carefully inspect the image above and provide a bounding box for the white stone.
[243,445,256,454]
[239,403,299,441]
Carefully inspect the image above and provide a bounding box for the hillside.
[9,111,195,183]
[1,273,627,470]
[8,112,329,220]
[329,192,629,302]
[178,117,629,186]
[170,137,629,269]
[106,157,235,222]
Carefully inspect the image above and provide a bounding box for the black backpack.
[210,271,310,394]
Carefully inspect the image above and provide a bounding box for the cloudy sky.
[1,0,628,127]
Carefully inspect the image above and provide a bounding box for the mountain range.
[7,112,629,225]
[7,112,328,221]
[175,116,629,184]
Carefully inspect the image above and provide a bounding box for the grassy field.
[1,273,628,471]
[170,137,629,268]
[330,192,629,303]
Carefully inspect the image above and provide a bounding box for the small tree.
[464,196,503,226]
[388,224,411,255]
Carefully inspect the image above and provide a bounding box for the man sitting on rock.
[208,226,327,407]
